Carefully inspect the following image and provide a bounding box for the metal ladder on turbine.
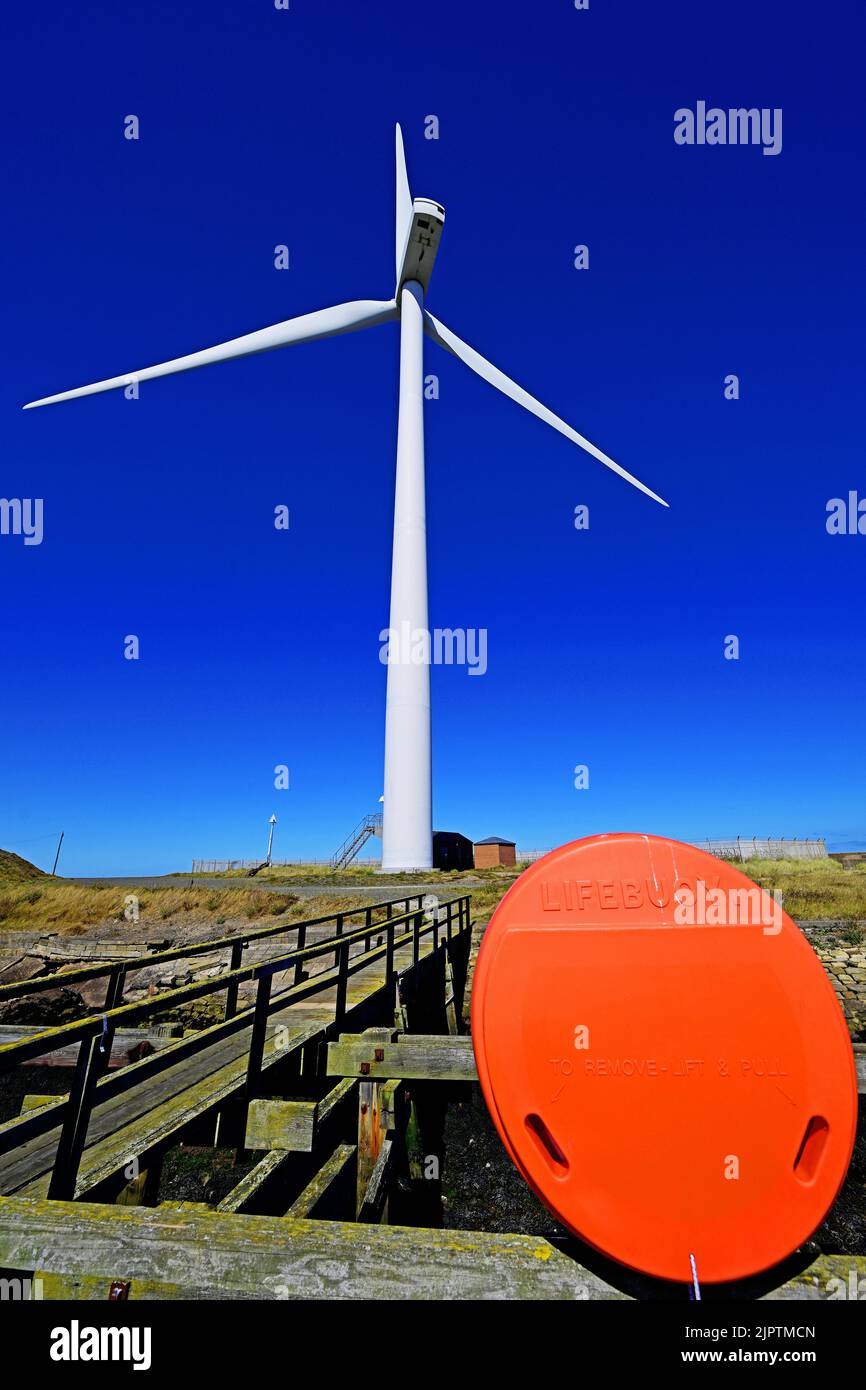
[331,813,383,870]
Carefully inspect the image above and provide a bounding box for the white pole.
[381,279,432,871]
[266,815,277,866]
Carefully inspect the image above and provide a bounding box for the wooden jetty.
[0,893,862,1300]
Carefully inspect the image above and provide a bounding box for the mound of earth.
[0,849,49,883]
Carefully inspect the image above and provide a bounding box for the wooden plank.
[3,1195,856,1301]
[316,1076,356,1129]
[286,1143,356,1220]
[3,1196,858,1300]
[35,1272,184,1300]
[380,1079,405,1131]
[216,1150,293,1215]
[222,1081,357,1213]
[765,1257,866,1301]
[356,1079,384,1216]
[0,1025,179,1070]
[0,1196,625,1300]
[20,1095,59,1115]
[358,1137,394,1224]
[115,1159,162,1208]
[30,940,168,962]
[244,1099,316,1153]
[353,1035,397,1216]
[157,1201,212,1212]
[331,1029,866,1093]
[114,1171,149,1207]
[444,952,459,1035]
[12,1021,323,1200]
[243,1075,358,1155]
[328,1033,477,1082]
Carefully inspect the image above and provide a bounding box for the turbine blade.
[395,123,413,283]
[23,299,398,409]
[423,310,669,507]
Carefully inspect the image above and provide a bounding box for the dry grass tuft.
[5,854,855,939]
[737,857,866,922]
[0,879,409,936]
[0,882,301,934]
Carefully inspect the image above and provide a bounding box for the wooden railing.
[0,894,430,1007]
[0,894,472,1202]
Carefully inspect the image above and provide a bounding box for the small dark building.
[432,830,474,872]
[474,836,517,868]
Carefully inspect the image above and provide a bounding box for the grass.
[402,856,866,925]
[0,882,296,933]
[465,857,866,927]
[0,849,49,884]
[470,856,866,925]
[187,860,522,914]
[735,857,866,924]
[180,858,522,928]
[3,849,861,938]
[457,857,866,926]
[0,871,408,936]
[184,862,466,884]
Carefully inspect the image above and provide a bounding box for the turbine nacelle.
[396,197,445,297]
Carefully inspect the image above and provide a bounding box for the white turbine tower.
[23,125,668,872]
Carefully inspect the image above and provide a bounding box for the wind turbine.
[23,125,668,872]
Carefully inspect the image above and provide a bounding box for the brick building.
[473,836,517,868]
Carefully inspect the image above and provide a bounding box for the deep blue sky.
[2,2,864,874]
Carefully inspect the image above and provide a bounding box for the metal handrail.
[331,813,383,869]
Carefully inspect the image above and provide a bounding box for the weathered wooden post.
[223,938,244,1021]
[245,974,273,1100]
[334,941,350,1030]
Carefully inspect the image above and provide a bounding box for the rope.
[689,1252,701,1301]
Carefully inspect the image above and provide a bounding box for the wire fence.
[695,838,827,861]
[516,838,828,865]
[191,858,381,873]
[194,838,828,875]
